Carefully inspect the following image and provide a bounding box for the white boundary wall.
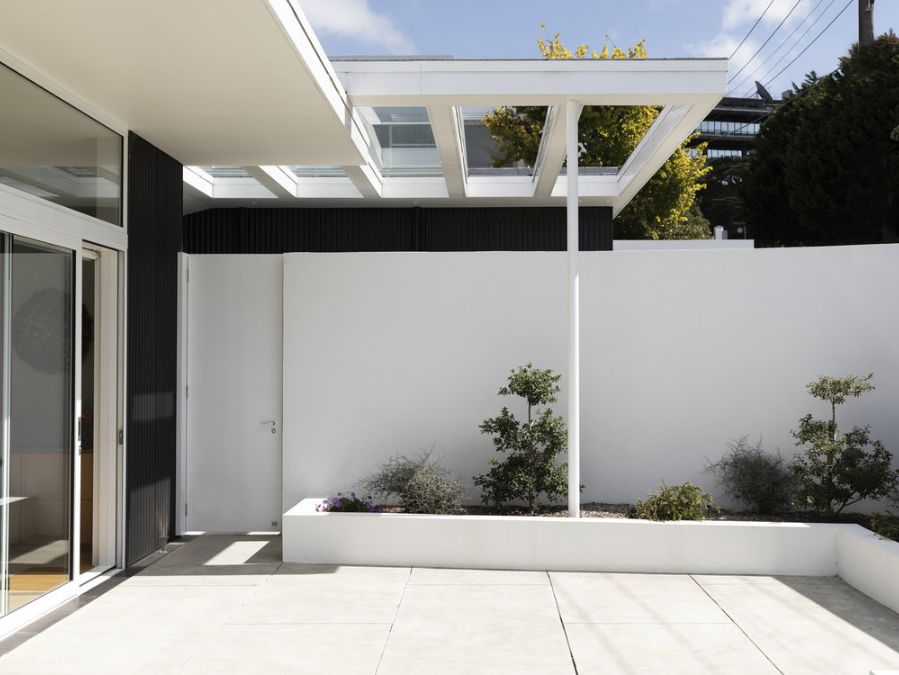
[281,245,899,512]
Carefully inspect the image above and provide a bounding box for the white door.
[185,255,282,532]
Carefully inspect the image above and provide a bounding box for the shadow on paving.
[776,576,899,655]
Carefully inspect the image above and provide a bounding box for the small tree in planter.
[792,373,898,514]
[474,364,567,513]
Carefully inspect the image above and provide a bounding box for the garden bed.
[283,497,899,615]
[378,502,876,528]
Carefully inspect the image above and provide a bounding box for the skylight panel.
[462,105,546,177]
[199,166,252,179]
[357,106,442,178]
[289,166,346,178]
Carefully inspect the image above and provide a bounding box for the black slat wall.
[126,134,182,565]
[183,206,613,253]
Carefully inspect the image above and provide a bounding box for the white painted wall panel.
[186,255,283,532]
[281,245,899,512]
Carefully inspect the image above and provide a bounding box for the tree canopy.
[696,155,750,233]
[482,31,712,240]
[743,33,899,246]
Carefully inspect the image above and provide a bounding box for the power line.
[764,0,854,88]
[729,0,777,59]
[742,0,841,95]
[728,0,804,84]
[730,0,828,95]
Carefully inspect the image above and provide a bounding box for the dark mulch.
[376,502,899,541]
[381,502,872,527]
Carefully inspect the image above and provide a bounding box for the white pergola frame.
[184,57,726,215]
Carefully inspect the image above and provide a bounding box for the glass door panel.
[4,236,74,614]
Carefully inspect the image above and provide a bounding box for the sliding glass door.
[0,234,74,615]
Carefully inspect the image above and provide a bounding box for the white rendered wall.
[280,245,899,511]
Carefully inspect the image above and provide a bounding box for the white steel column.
[566,101,580,518]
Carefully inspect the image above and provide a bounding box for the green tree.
[744,34,899,246]
[696,155,750,233]
[791,374,898,514]
[483,31,712,240]
[473,364,567,512]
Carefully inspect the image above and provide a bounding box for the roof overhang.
[0,0,367,166]
[0,1,727,214]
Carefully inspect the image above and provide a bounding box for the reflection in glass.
[357,107,442,177]
[4,236,73,614]
[197,166,252,179]
[0,62,122,226]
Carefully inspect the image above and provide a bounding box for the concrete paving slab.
[393,583,560,627]
[0,586,255,674]
[179,623,390,674]
[565,623,779,675]
[378,618,574,675]
[702,580,899,674]
[408,568,549,585]
[121,571,275,586]
[231,579,405,624]
[272,563,410,584]
[550,572,730,624]
[125,536,282,582]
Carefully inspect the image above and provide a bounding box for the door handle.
[261,420,277,434]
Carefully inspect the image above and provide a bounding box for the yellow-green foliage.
[483,29,711,240]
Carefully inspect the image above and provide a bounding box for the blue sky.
[299,0,899,98]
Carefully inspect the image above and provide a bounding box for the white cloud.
[687,0,814,84]
[723,0,812,33]
[300,0,413,54]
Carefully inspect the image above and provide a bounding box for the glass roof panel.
[289,165,346,178]
[357,106,442,177]
[462,106,546,177]
[575,105,660,172]
[200,166,252,179]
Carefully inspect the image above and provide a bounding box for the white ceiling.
[0,0,365,166]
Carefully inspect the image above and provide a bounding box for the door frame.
[175,252,188,536]
[0,186,126,639]
[76,244,120,582]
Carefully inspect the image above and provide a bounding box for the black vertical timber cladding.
[183,206,613,253]
[126,134,182,565]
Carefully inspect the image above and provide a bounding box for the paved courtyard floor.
[0,534,898,674]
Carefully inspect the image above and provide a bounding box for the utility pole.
[859,0,875,46]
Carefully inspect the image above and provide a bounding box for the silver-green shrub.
[359,451,463,515]
[707,437,794,514]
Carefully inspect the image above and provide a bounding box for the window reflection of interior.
[3,235,74,615]
[0,62,122,226]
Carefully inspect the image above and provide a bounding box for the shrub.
[473,364,568,512]
[316,492,379,513]
[634,482,718,521]
[359,451,463,514]
[791,374,899,514]
[870,511,899,542]
[706,437,794,514]
[870,492,899,542]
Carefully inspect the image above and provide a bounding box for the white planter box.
[284,498,899,614]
